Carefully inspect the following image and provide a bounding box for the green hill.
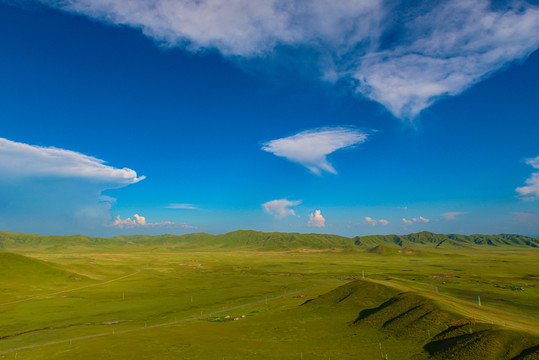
[353,231,539,249]
[304,280,539,359]
[0,229,537,252]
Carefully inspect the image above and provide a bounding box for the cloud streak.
[31,0,539,119]
[262,199,301,218]
[109,213,189,229]
[262,127,369,174]
[364,216,389,226]
[402,216,430,224]
[442,211,467,221]
[165,203,200,210]
[516,156,539,199]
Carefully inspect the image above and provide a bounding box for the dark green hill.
[304,280,539,359]
[353,231,539,249]
[0,230,537,252]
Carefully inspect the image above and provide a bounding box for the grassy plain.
[0,245,538,359]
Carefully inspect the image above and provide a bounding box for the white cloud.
[308,210,326,227]
[364,216,389,226]
[442,211,468,221]
[109,213,191,229]
[0,137,144,186]
[262,127,369,175]
[165,203,199,210]
[33,0,539,119]
[349,1,539,118]
[403,216,429,224]
[262,199,301,218]
[516,156,539,199]
[0,137,144,233]
[364,216,377,226]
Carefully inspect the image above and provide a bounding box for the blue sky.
[0,0,538,237]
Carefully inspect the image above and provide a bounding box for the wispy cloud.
[516,155,539,200]
[364,216,389,226]
[403,216,429,224]
[442,211,468,221]
[262,127,369,175]
[308,210,326,227]
[32,0,539,119]
[109,213,192,229]
[0,137,144,233]
[165,203,200,210]
[262,199,301,218]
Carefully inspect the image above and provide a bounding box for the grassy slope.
[0,252,96,302]
[0,247,537,359]
[307,280,539,359]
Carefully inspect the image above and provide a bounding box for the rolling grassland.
[0,231,538,359]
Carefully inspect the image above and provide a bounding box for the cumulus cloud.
[165,203,199,210]
[516,156,539,199]
[31,0,539,119]
[364,216,389,226]
[262,199,301,218]
[308,210,326,227]
[402,218,413,225]
[109,213,187,229]
[0,137,144,233]
[262,127,369,175]
[442,211,468,221]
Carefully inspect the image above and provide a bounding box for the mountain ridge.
[1,230,538,252]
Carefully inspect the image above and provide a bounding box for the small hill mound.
[366,245,394,255]
[301,280,539,359]
[353,292,454,338]
[302,280,399,309]
[346,286,539,359]
[365,245,421,256]
[424,322,539,360]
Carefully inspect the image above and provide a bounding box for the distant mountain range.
[1,230,538,252]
